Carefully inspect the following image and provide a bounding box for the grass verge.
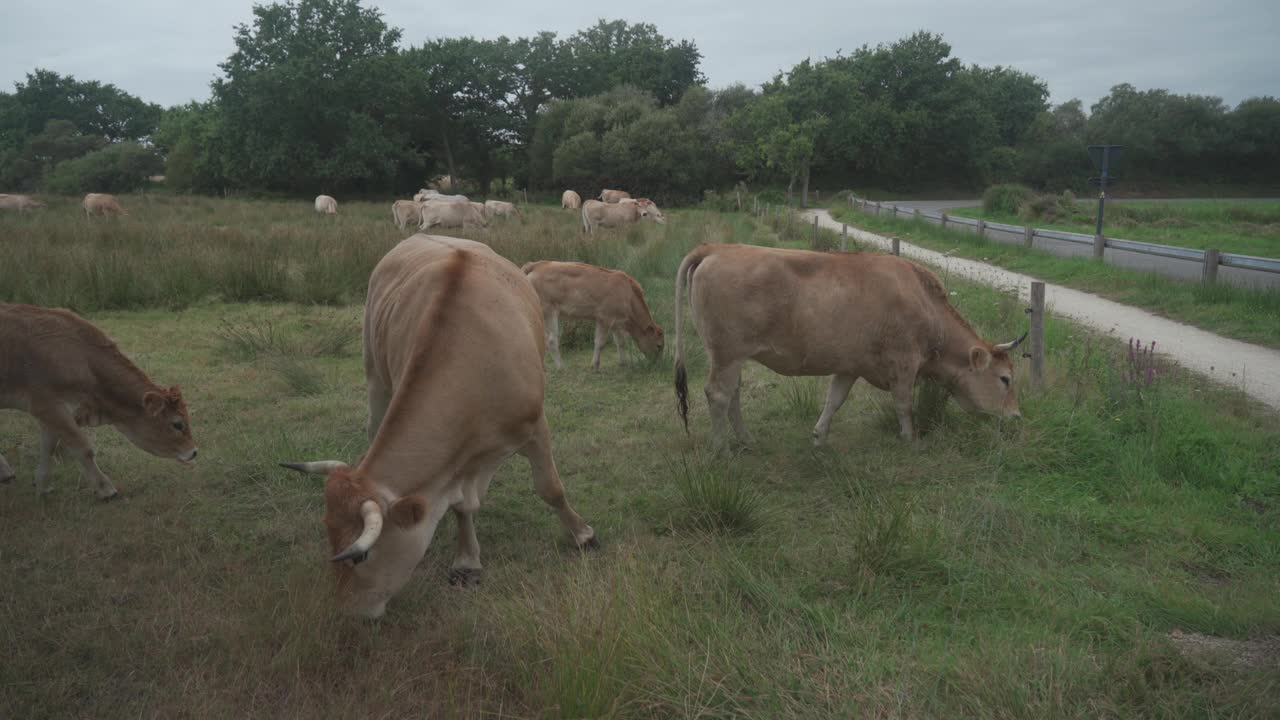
[830,204,1280,349]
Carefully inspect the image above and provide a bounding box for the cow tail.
[674,247,706,433]
[581,204,591,235]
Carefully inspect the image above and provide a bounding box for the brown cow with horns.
[282,235,597,618]
[673,244,1025,447]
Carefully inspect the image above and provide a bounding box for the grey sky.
[2,0,1276,109]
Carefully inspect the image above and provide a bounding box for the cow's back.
[0,305,113,404]
[689,245,943,377]
[524,261,630,320]
[365,236,545,432]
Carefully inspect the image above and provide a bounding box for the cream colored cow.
[561,190,582,210]
[314,195,338,215]
[83,193,126,217]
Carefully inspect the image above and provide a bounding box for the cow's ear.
[389,496,428,529]
[969,346,992,372]
[143,391,167,416]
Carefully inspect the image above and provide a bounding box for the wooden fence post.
[841,223,848,251]
[1093,233,1105,258]
[977,219,986,239]
[1029,281,1045,389]
[812,215,819,248]
[891,238,900,256]
[522,189,528,204]
[815,190,820,202]
[914,208,921,221]
[1023,225,1033,248]
[1202,248,1221,285]
[940,212,948,229]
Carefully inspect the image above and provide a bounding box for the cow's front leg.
[729,380,752,445]
[613,330,627,366]
[33,403,118,499]
[520,415,597,550]
[891,380,917,441]
[591,322,609,371]
[813,374,856,446]
[447,505,483,586]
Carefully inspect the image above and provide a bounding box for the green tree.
[42,141,162,194]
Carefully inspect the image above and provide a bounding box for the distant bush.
[42,142,163,194]
[982,183,1034,215]
[1017,190,1088,222]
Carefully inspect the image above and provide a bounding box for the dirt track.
[805,209,1280,412]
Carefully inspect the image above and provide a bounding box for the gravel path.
[804,209,1280,412]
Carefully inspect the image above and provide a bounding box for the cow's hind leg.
[447,504,484,586]
[813,374,857,446]
[613,330,627,366]
[32,402,118,499]
[728,380,752,444]
[520,415,597,549]
[545,310,563,370]
[705,359,746,451]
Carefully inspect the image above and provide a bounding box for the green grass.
[831,205,1280,349]
[950,200,1280,258]
[2,198,1279,718]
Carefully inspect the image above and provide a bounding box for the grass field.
[830,205,1280,350]
[949,200,1280,258]
[2,198,1279,718]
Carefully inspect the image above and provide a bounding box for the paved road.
[858,198,1280,289]
[805,209,1280,412]
[885,198,1278,212]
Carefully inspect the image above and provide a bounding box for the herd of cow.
[0,195,1026,619]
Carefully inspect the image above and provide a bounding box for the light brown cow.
[82,193,126,217]
[484,199,520,219]
[281,235,597,618]
[672,244,1025,448]
[0,194,44,212]
[561,190,582,210]
[413,189,439,202]
[391,200,424,230]
[522,261,664,370]
[418,201,488,230]
[315,195,338,215]
[581,198,666,234]
[0,304,198,499]
[600,189,631,203]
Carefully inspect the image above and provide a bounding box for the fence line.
[844,195,1280,289]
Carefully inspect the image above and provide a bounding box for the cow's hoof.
[447,568,482,587]
[577,534,601,551]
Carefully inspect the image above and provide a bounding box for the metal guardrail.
[849,195,1280,280]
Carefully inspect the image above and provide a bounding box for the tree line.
[1,0,1277,202]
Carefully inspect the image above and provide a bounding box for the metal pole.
[940,212,948,229]
[812,215,819,248]
[1023,225,1033,248]
[1094,154,1109,237]
[977,219,986,239]
[1030,281,1045,389]
[1203,248,1221,285]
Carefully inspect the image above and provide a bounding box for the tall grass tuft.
[781,377,823,418]
[675,456,764,536]
[982,183,1034,215]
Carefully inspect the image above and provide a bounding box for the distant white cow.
[83,193,126,217]
[0,194,44,212]
[419,201,488,230]
[561,190,582,210]
[581,198,666,234]
[413,189,440,202]
[485,200,520,219]
[315,195,338,215]
[392,200,425,230]
[600,189,631,204]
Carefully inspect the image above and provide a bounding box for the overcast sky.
[2,0,1276,109]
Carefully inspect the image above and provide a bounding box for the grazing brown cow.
[0,194,44,211]
[672,244,1025,447]
[581,198,666,234]
[281,235,597,618]
[418,201,488,230]
[522,261,664,370]
[561,190,582,210]
[314,195,338,215]
[599,189,631,203]
[0,304,198,499]
[484,199,520,219]
[391,200,424,230]
[82,193,126,217]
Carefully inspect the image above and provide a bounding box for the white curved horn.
[279,460,348,475]
[332,500,384,563]
[994,331,1028,352]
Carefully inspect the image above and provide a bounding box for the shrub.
[42,141,163,194]
[982,183,1034,215]
[675,457,764,536]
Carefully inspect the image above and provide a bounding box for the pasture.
[2,198,1279,718]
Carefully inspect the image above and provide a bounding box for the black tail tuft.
[675,360,689,433]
